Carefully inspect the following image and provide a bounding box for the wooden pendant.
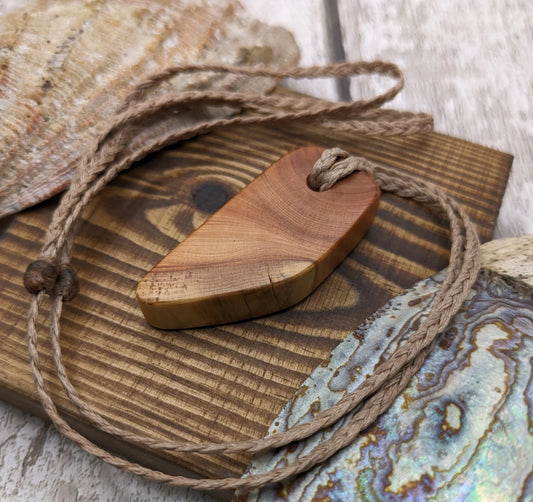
[136,146,380,329]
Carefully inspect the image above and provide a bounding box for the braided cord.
[24,62,480,492]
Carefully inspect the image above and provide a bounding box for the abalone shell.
[244,235,533,501]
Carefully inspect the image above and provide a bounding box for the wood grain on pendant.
[136,146,380,329]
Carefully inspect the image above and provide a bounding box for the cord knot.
[24,259,59,295]
[24,259,79,301]
[308,147,376,191]
[54,265,80,302]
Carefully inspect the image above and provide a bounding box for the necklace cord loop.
[23,61,480,492]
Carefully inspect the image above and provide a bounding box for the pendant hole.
[306,174,321,192]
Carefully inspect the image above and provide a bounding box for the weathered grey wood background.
[0,1,531,501]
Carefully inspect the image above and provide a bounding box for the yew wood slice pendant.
[136,146,380,329]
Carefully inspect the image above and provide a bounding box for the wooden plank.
[337,0,532,238]
[0,99,512,480]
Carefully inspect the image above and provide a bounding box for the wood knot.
[192,181,232,213]
[23,259,58,295]
[54,265,79,302]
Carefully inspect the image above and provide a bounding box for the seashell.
[0,0,299,217]
[244,235,533,501]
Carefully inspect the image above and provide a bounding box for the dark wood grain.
[0,97,512,480]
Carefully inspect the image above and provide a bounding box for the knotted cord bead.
[54,265,79,302]
[23,259,59,295]
[23,259,79,301]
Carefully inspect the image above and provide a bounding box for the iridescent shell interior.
[245,236,533,501]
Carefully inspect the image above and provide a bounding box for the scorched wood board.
[0,95,512,480]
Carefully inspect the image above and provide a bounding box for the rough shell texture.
[244,236,533,501]
[0,0,299,217]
